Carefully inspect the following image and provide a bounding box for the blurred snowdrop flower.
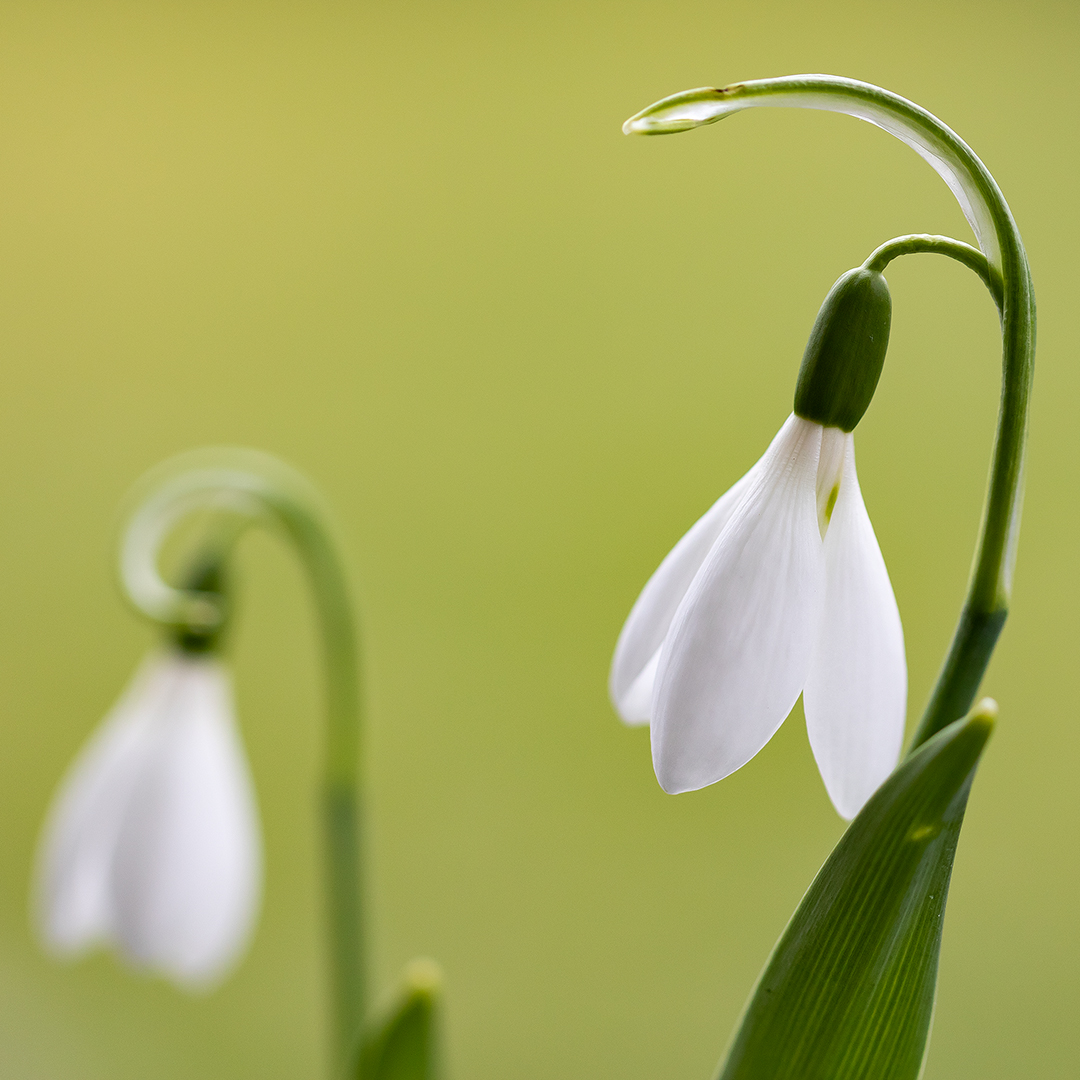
[610,267,906,819]
[35,649,261,988]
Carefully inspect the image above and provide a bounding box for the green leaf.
[717,702,996,1080]
[354,960,442,1080]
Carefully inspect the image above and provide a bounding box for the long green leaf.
[354,960,442,1080]
[717,703,996,1080]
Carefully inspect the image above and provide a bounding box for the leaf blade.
[355,960,442,1080]
[717,703,995,1080]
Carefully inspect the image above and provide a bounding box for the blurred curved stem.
[624,75,1036,750]
[120,448,364,1076]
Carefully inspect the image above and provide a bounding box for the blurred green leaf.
[717,702,996,1080]
[354,960,442,1080]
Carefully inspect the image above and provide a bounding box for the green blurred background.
[0,1,1076,1076]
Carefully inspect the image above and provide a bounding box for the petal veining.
[609,461,760,724]
[109,655,262,987]
[651,414,825,793]
[803,436,906,819]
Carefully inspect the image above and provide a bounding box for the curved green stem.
[864,233,1003,312]
[120,447,365,1077]
[624,75,1036,750]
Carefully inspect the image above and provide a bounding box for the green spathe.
[793,267,892,432]
[715,702,996,1080]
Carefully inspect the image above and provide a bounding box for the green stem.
[119,447,365,1077]
[864,233,1003,311]
[624,75,1036,750]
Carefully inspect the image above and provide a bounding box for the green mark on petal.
[824,485,840,526]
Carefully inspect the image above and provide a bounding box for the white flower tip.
[611,650,658,727]
[652,732,760,795]
[33,650,263,992]
[653,766,703,797]
[147,917,257,992]
[827,772,887,822]
[815,703,905,821]
[34,886,104,960]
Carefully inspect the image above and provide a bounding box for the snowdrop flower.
[611,266,906,819]
[35,648,262,988]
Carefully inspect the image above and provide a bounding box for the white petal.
[815,426,848,537]
[651,415,825,793]
[803,436,906,820]
[35,654,173,955]
[616,648,660,725]
[609,461,761,724]
[109,655,262,987]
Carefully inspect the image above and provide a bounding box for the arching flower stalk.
[617,76,1034,1079]
[34,449,372,1076]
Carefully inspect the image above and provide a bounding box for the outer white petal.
[609,463,760,725]
[109,654,262,987]
[803,436,906,820]
[651,415,825,793]
[35,654,173,955]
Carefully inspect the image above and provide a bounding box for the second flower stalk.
[34,451,381,1077]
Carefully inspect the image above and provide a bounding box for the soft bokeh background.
[0,1,1076,1077]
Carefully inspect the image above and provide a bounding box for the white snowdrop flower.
[35,649,262,988]
[610,267,907,819]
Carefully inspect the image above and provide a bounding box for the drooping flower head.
[35,647,262,987]
[611,265,906,819]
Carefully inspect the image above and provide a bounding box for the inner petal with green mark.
[816,425,849,538]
